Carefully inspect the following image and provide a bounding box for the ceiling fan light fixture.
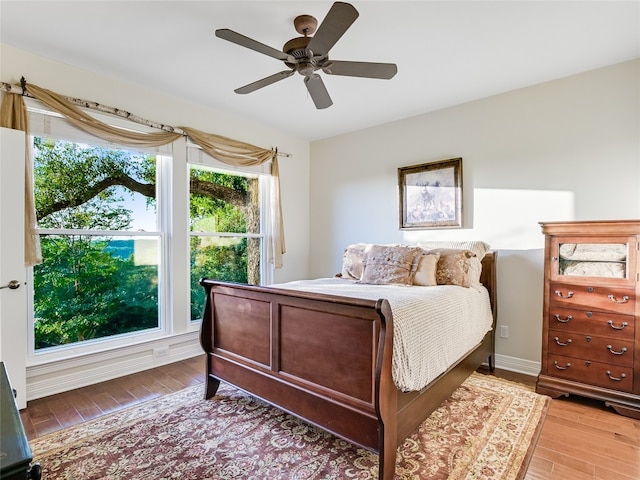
[297,62,315,77]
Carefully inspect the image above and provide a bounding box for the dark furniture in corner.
[0,362,41,480]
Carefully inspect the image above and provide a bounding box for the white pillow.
[417,240,490,259]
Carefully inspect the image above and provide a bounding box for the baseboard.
[26,342,542,400]
[26,332,202,401]
[494,354,541,377]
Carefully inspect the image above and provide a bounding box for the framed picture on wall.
[398,157,463,229]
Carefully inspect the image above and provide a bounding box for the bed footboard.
[199,281,397,456]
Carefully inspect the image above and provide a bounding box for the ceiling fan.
[215,1,398,109]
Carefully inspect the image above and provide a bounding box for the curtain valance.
[0,82,285,268]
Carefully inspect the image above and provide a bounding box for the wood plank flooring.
[20,357,640,479]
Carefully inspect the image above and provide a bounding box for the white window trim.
[22,103,274,399]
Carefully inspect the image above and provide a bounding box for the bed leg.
[378,443,396,480]
[204,375,220,399]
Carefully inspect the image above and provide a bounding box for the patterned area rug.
[31,372,549,480]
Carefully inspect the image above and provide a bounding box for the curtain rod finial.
[20,76,26,95]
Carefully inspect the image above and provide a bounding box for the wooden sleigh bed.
[199,251,497,480]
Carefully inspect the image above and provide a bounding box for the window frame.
[24,102,274,366]
[27,142,169,361]
[186,144,274,289]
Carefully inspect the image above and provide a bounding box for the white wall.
[309,59,640,374]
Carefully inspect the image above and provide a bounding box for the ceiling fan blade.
[235,70,295,94]
[307,2,359,57]
[304,74,333,109]
[216,29,294,63]
[323,60,398,79]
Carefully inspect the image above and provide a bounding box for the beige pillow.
[359,245,423,285]
[428,248,476,287]
[413,252,440,286]
[340,243,369,280]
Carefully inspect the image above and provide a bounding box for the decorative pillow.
[413,252,440,286]
[340,243,369,280]
[466,256,484,286]
[359,244,423,285]
[418,240,489,287]
[427,248,476,287]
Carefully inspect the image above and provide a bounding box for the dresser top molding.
[540,220,640,236]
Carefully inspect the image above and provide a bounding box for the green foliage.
[189,167,249,233]
[189,237,248,320]
[188,166,250,319]
[33,137,152,228]
[33,236,158,348]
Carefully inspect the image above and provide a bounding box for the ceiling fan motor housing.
[283,36,324,74]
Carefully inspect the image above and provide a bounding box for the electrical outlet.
[499,325,509,339]
[153,346,169,358]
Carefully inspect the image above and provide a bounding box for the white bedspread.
[269,278,494,392]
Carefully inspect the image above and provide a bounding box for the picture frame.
[398,157,463,229]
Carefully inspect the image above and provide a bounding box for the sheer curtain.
[0,83,286,268]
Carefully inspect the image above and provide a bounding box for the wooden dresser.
[537,220,640,419]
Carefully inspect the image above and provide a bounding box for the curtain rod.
[0,80,292,158]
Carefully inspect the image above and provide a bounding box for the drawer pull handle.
[607,294,629,304]
[606,345,628,355]
[554,314,573,323]
[605,370,627,382]
[607,320,628,330]
[554,336,572,347]
[554,290,574,299]
[553,361,571,370]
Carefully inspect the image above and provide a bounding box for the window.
[31,137,164,350]
[25,106,273,360]
[189,164,263,320]
[189,150,268,320]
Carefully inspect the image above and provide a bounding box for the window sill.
[26,331,202,401]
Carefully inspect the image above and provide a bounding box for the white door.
[0,127,28,409]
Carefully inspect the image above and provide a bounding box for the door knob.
[0,280,22,290]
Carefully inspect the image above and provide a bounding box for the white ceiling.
[1,1,638,142]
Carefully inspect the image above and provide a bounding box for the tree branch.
[38,175,248,220]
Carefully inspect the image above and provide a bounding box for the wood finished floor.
[20,357,640,479]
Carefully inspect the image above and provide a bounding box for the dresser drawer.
[549,282,636,315]
[548,307,635,340]
[548,330,633,367]
[546,354,634,393]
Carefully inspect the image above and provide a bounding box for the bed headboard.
[480,251,498,326]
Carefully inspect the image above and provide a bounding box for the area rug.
[30,372,549,480]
